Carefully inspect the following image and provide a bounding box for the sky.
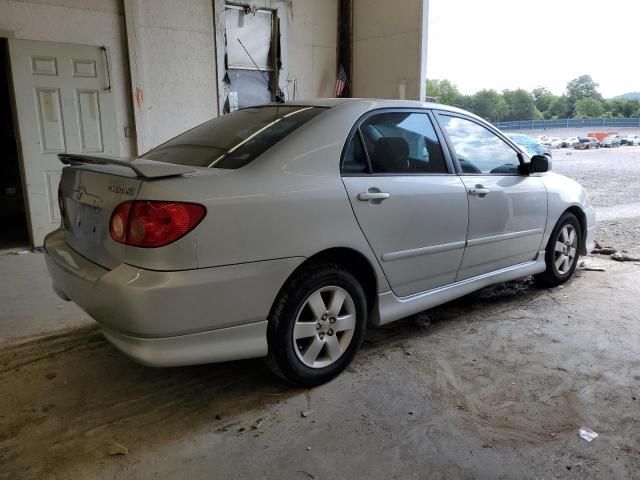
[427,0,640,98]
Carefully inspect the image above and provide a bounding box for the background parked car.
[622,134,640,145]
[562,136,579,148]
[541,137,563,149]
[506,133,552,158]
[600,136,622,148]
[573,137,600,149]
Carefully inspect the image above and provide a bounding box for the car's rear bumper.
[44,229,304,365]
[101,322,268,367]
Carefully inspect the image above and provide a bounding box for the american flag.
[335,65,348,97]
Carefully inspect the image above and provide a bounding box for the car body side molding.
[372,254,546,326]
[381,240,466,262]
[466,228,545,247]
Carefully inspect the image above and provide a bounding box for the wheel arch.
[563,205,588,255]
[271,247,379,319]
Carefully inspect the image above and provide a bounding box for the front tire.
[266,264,367,387]
[535,212,581,287]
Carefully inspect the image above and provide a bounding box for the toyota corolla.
[45,99,595,386]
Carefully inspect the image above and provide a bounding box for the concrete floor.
[1,145,639,479]
[0,249,92,343]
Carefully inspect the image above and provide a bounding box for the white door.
[8,40,118,246]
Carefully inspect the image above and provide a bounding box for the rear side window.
[359,112,447,174]
[143,106,326,169]
[342,134,368,174]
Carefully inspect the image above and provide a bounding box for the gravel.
[520,134,640,254]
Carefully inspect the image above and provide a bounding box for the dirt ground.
[1,141,639,479]
[549,142,640,254]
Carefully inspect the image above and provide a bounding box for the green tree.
[426,79,463,107]
[566,75,602,115]
[502,89,538,121]
[574,97,605,118]
[606,98,640,118]
[469,89,509,122]
[566,75,602,101]
[532,87,555,113]
[547,95,571,118]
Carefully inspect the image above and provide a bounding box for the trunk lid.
[58,154,198,269]
[60,164,142,269]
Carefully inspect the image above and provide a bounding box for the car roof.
[263,98,472,115]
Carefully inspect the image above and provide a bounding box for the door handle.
[468,185,490,196]
[358,192,390,201]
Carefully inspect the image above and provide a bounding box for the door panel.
[343,175,469,297]
[457,175,547,279]
[8,39,118,246]
[435,113,548,280]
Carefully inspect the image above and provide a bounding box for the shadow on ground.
[1,270,639,479]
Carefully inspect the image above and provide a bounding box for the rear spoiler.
[58,154,197,179]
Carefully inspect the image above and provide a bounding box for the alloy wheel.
[554,224,577,274]
[292,286,357,369]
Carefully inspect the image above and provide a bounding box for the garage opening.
[0,38,29,249]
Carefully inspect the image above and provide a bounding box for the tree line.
[426,75,640,123]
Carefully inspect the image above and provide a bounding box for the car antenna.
[237,39,285,103]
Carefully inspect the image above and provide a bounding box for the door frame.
[6,39,120,247]
[431,109,530,174]
[1,36,33,246]
[339,107,459,177]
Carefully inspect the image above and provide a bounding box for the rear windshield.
[143,106,326,169]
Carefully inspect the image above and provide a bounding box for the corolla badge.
[108,184,136,196]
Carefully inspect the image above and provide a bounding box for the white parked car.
[562,136,579,148]
[541,137,563,149]
[45,99,595,386]
[622,134,640,145]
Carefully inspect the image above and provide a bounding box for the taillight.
[58,182,65,218]
[109,201,206,248]
[109,201,132,243]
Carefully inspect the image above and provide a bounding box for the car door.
[341,110,469,297]
[435,112,548,281]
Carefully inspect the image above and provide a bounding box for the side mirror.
[529,154,550,173]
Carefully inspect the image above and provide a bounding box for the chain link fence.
[495,118,640,130]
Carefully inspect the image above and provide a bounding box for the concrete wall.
[352,0,428,101]
[282,0,337,100]
[214,0,338,114]
[124,0,218,154]
[2,0,339,156]
[0,0,134,157]
[4,0,429,156]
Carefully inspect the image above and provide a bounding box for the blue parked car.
[506,134,552,159]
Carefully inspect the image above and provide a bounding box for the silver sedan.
[45,99,595,386]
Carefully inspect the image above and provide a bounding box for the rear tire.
[266,264,367,387]
[535,212,581,288]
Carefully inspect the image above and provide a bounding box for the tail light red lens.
[109,201,206,248]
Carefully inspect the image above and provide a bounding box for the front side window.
[359,112,447,174]
[143,106,326,169]
[439,115,521,174]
